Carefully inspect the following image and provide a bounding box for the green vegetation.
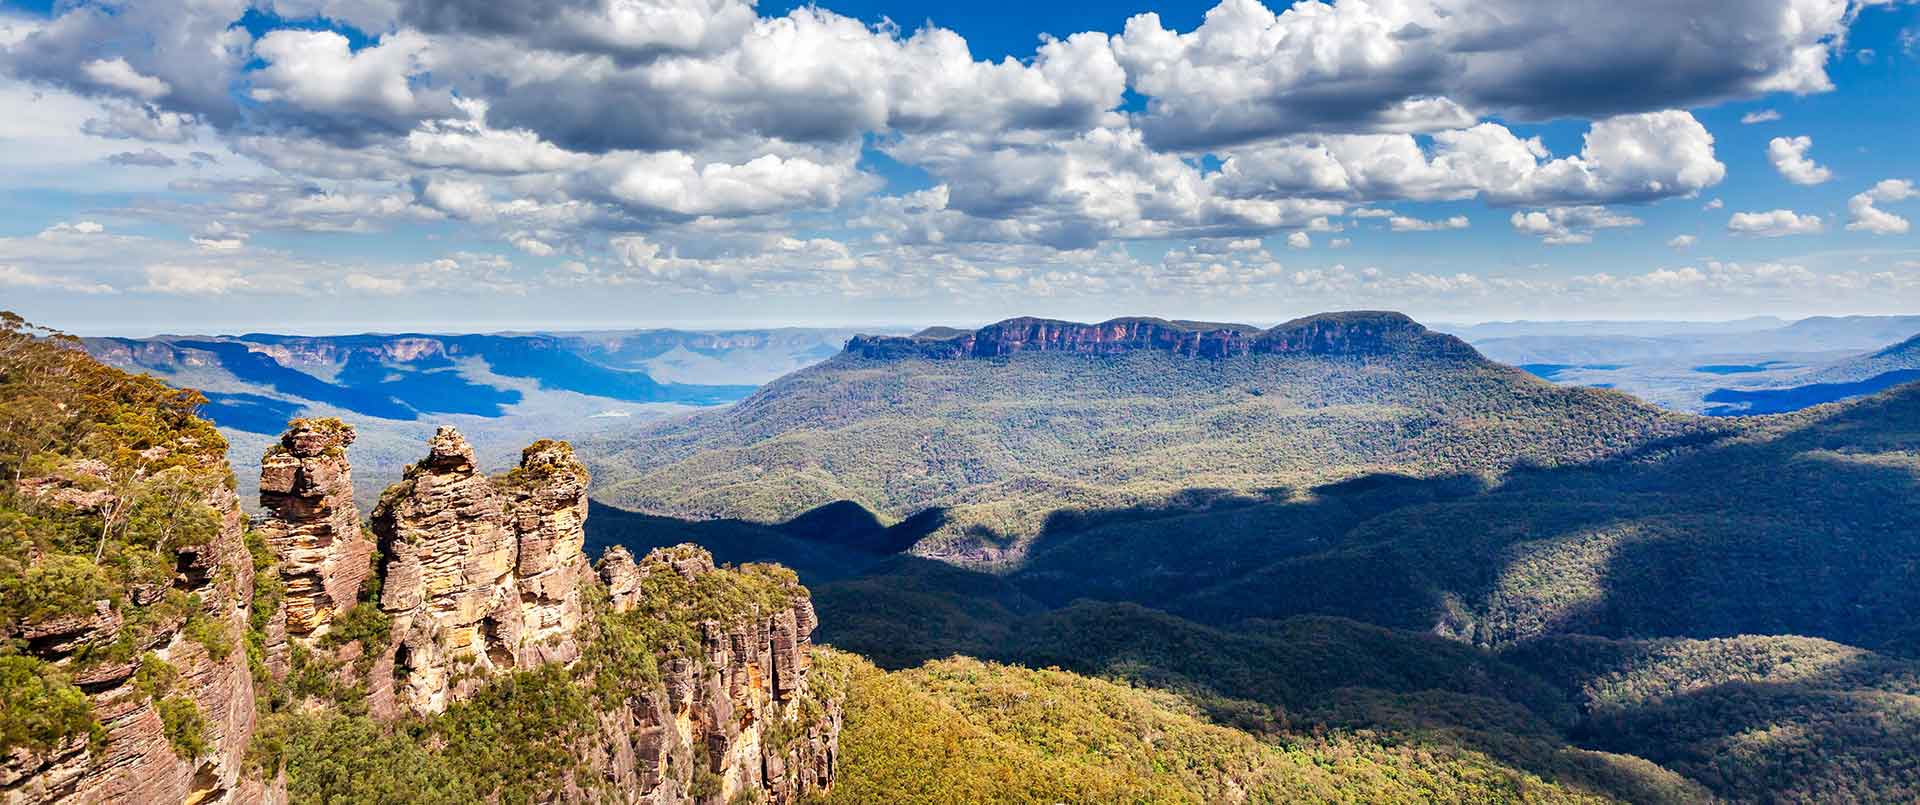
[251,546,821,803]
[824,653,1617,804]
[0,653,103,755]
[592,336,1709,567]
[0,312,240,756]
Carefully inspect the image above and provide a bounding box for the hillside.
[592,312,1706,566]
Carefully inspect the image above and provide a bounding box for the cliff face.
[256,419,372,644]
[845,311,1479,362]
[2,480,271,805]
[362,428,838,801]
[582,547,838,804]
[372,426,550,715]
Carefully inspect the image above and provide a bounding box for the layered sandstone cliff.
[2,471,271,804]
[579,546,838,803]
[845,311,1479,361]
[363,428,838,801]
[5,414,837,804]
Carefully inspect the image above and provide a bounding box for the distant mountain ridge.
[590,309,1702,567]
[847,311,1477,361]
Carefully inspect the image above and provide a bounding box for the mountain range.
[17,308,1920,802]
[584,311,1920,802]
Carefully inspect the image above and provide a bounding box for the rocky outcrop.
[360,429,840,801]
[2,485,273,805]
[581,546,839,804]
[371,427,592,716]
[372,426,521,715]
[256,419,372,643]
[845,311,1480,362]
[597,545,643,613]
[505,440,591,668]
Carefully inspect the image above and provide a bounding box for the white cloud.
[80,58,171,100]
[1111,0,1849,150]
[1509,206,1642,244]
[1741,109,1782,124]
[1727,209,1825,237]
[1389,215,1470,232]
[139,264,254,295]
[41,221,106,236]
[1286,231,1311,249]
[593,149,866,218]
[0,264,116,294]
[250,29,455,133]
[1767,136,1831,185]
[1668,234,1697,249]
[1704,198,1724,210]
[1846,179,1916,235]
[1214,111,1724,206]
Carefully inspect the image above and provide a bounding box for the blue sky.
[0,0,1916,335]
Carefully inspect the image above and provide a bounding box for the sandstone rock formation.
[372,427,591,715]
[505,440,591,668]
[581,546,839,804]
[372,425,523,715]
[846,311,1479,361]
[256,418,372,643]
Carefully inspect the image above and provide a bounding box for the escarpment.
[844,311,1480,361]
[340,426,839,801]
[2,431,270,804]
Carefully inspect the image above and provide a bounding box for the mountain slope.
[1164,381,1920,652]
[592,312,1707,566]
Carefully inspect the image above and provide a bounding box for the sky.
[0,0,1917,335]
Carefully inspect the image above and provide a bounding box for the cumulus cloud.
[1741,109,1782,124]
[459,8,1126,154]
[1846,179,1916,235]
[1728,209,1825,237]
[1767,136,1831,185]
[867,127,1345,248]
[1112,0,1851,149]
[1668,235,1697,248]
[1509,206,1642,244]
[1213,111,1724,206]
[80,58,170,100]
[250,29,457,138]
[0,264,116,294]
[139,264,254,295]
[0,0,1891,309]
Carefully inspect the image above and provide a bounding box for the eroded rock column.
[257,418,372,642]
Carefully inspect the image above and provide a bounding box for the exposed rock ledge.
[844,311,1481,361]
